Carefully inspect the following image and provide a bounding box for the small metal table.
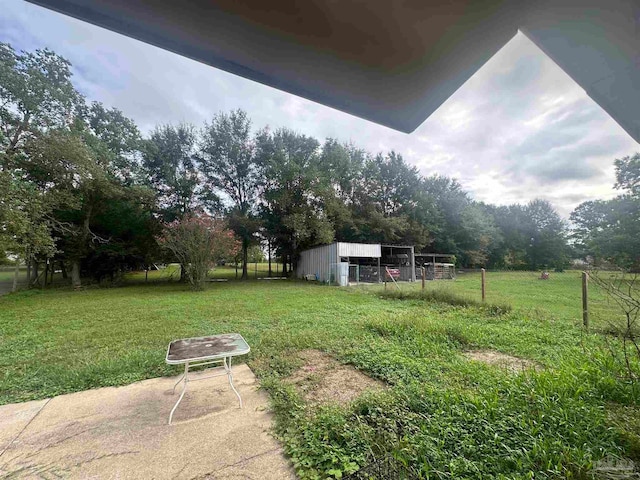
[165,333,250,425]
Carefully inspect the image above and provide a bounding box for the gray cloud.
[1,0,638,218]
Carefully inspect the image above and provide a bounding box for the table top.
[165,333,250,365]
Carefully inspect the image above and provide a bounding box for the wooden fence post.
[421,267,426,290]
[582,271,589,331]
[481,268,486,302]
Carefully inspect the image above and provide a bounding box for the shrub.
[157,214,240,289]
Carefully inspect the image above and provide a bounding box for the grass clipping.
[379,288,511,315]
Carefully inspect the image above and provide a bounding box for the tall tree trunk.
[71,260,81,289]
[12,259,20,292]
[30,262,39,288]
[61,262,68,280]
[180,263,187,282]
[71,205,93,289]
[268,239,272,277]
[282,256,288,276]
[241,239,249,280]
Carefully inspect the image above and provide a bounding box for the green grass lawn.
[1,274,639,478]
[211,262,286,279]
[125,263,286,282]
[0,268,24,283]
[364,270,634,332]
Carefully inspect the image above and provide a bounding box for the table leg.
[171,372,185,394]
[225,356,242,408]
[169,362,189,425]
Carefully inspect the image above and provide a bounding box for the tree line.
[1,44,637,288]
[570,153,640,270]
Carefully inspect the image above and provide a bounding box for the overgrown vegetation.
[1,276,639,478]
[378,287,512,316]
[590,271,640,381]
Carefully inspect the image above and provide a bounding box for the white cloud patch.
[1,0,638,217]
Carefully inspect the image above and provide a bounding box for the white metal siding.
[337,242,381,258]
[296,243,337,283]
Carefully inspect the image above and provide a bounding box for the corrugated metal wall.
[337,243,381,258]
[296,243,338,283]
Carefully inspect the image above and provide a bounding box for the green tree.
[20,130,109,287]
[199,110,261,280]
[484,204,531,269]
[571,153,640,270]
[456,203,502,267]
[569,200,610,263]
[525,199,567,270]
[142,124,200,221]
[0,43,83,285]
[83,102,143,183]
[256,127,333,273]
[614,153,640,197]
[354,152,422,245]
[159,214,240,290]
[1,44,164,288]
[333,151,437,249]
[0,171,56,290]
[0,43,80,156]
[421,175,469,257]
[66,104,157,285]
[316,139,365,242]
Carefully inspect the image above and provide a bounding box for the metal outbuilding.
[296,242,417,285]
[296,242,380,286]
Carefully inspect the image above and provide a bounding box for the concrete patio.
[0,365,294,479]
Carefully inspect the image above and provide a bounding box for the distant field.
[209,262,286,279]
[363,269,633,332]
[0,267,23,282]
[125,263,285,283]
[0,267,27,294]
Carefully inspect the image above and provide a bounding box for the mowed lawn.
[1,275,639,478]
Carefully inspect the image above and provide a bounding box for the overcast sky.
[2,1,638,217]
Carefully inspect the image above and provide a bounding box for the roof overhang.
[27,0,640,142]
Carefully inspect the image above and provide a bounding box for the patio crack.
[0,398,51,461]
[191,447,284,479]
[24,425,102,459]
[71,450,140,469]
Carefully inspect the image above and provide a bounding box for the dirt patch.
[286,350,385,405]
[464,350,540,374]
